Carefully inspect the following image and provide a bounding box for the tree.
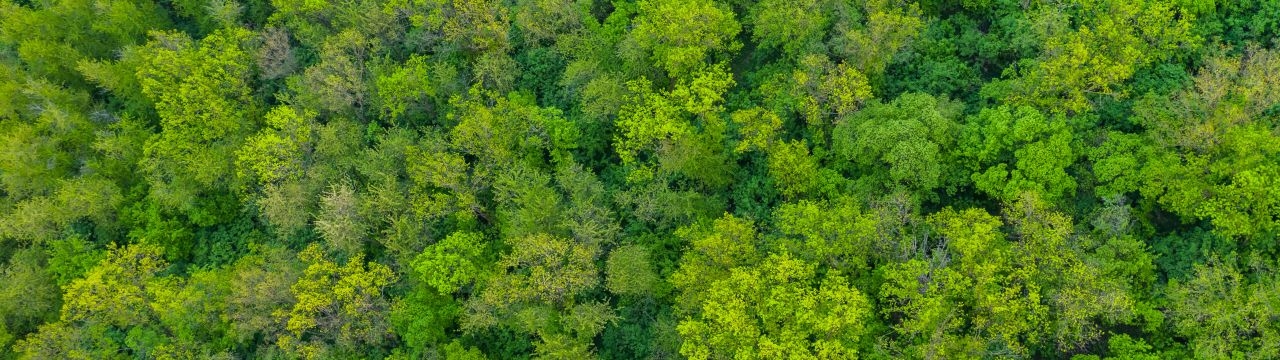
[748,0,831,59]
[626,0,741,78]
[15,243,171,359]
[288,30,374,116]
[878,207,1045,358]
[958,105,1076,203]
[605,244,657,297]
[793,54,874,126]
[0,248,59,356]
[1167,260,1280,359]
[0,0,171,85]
[224,245,301,349]
[1002,0,1197,113]
[832,92,963,197]
[373,54,435,124]
[671,214,762,314]
[614,66,736,188]
[278,244,397,358]
[236,106,316,187]
[1093,47,1280,240]
[413,230,488,294]
[463,233,610,356]
[136,28,258,222]
[730,107,783,154]
[678,252,872,359]
[829,0,926,80]
[314,183,368,258]
[772,197,878,271]
[767,140,837,199]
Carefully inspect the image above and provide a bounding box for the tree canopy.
[2,0,1279,358]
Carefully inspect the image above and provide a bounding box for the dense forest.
[1,0,1279,358]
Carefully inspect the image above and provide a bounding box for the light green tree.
[678,253,872,359]
[277,244,396,359]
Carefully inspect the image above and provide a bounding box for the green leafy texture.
[2,0,1280,358]
[1166,260,1280,359]
[832,92,962,196]
[670,214,762,314]
[16,243,169,359]
[374,54,436,124]
[1103,334,1161,360]
[224,246,301,347]
[425,0,513,54]
[492,165,562,240]
[0,78,95,200]
[748,0,830,59]
[958,105,1076,203]
[730,107,783,154]
[314,183,368,258]
[267,0,393,49]
[278,243,397,359]
[830,0,926,80]
[448,89,578,171]
[614,66,737,188]
[878,207,1043,358]
[787,54,875,126]
[389,287,462,357]
[1005,194,1138,352]
[463,233,610,356]
[555,163,622,246]
[678,252,871,360]
[880,197,1140,357]
[614,66,733,163]
[413,230,487,294]
[1096,47,1280,239]
[257,179,317,238]
[605,244,657,297]
[773,197,878,271]
[0,0,171,85]
[0,248,60,356]
[287,30,375,115]
[767,140,826,199]
[511,0,591,45]
[0,177,122,244]
[44,234,105,286]
[136,28,258,217]
[627,0,741,77]
[1005,0,1197,113]
[236,106,316,187]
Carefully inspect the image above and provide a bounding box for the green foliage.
[959,105,1077,202]
[679,253,871,359]
[604,244,657,297]
[15,243,169,359]
[0,248,60,356]
[3,0,1280,358]
[627,0,741,77]
[832,92,962,196]
[375,54,436,124]
[279,244,397,358]
[1003,0,1198,113]
[44,234,104,286]
[748,0,830,58]
[463,233,610,356]
[414,230,487,294]
[773,197,878,270]
[671,214,762,313]
[236,106,316,187]
[1167,260,1280,359]
[137,28,259,216]
[831,0,926,80]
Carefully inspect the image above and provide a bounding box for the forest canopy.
[1,0,1280,358]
